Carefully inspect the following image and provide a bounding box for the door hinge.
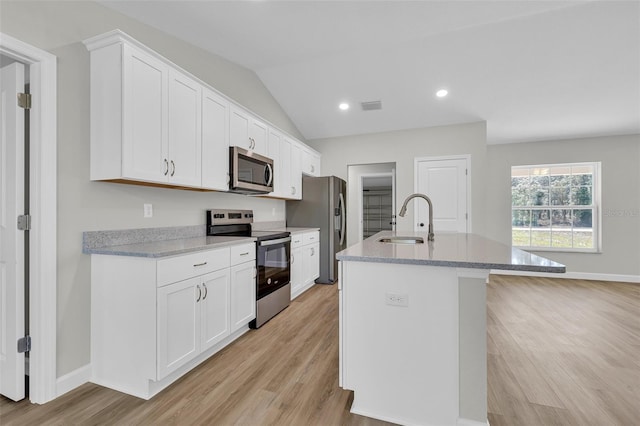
[465,168,468,175]
[18,335,31,353]
[17,92,32,110]
[17,214,31,231]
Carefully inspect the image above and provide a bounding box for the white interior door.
[416,157,468,233]
[0,62,26,401]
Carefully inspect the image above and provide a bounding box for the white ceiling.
[101,0,640,144]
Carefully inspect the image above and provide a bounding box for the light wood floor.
[1,276,638,425]
[487,275,640,426]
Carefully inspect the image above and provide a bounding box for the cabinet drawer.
[230,243,256,265]
[303,231,319,245]
[157,248,230,287]
[290,233,305,249]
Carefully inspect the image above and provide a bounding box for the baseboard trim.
[490,269,640,284]
[56,364,91,398]
[457,417,490,426]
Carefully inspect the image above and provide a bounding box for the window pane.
[512,210,531,246]
[551,209,572,248]
[573,230,594,249]
[512,229,530,246]
[531,188,549,206]
[550,187,570,205]
[531,174,549,187]
[512,210,531,227]
[571,186,592,205]
[573,208,593,228]
[531,210,551,247]
[511,186,529,206]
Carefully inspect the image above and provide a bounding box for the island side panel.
[458,270,489,425]
[340,260,460,426]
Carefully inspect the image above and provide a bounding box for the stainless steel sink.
[378,236,424,244]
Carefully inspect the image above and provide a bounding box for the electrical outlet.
[143,203,153,218]
[385,292,408,307]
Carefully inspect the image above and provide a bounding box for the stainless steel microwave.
[229,146,274,194]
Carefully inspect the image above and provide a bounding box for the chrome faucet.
[398,193,435,241]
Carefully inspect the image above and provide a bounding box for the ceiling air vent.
[360,100,382,111]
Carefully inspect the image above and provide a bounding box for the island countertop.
[336,231,565,273]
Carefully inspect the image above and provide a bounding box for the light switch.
[143,203,153,218]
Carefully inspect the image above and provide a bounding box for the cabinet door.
[279,137,293,198]
[157,277,201,379]
[122,44,168,182]
[230,261,256,332]
[305,242,320,284]
[229,106,251,151]
[291,246,305,297]
[249,117,268,156]
[168,69,202,187]
[200,270,231,352]
[267,129,282,196]
[302,148,321,177]
[202,88,230,190]
[290,141,303,200]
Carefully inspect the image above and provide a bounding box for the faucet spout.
[398,193,435,241]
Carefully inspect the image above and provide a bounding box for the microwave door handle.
[265,163,273,187]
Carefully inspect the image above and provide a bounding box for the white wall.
[486,134,640,276]
[0,1,302,377]
[310,121,488,237]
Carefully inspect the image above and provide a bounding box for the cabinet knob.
[419,223,425,227]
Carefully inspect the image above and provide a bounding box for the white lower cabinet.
[230,260,257,332]
[90,243,254,400]
[290,231,320,300]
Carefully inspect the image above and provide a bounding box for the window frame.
[511,161,601,253]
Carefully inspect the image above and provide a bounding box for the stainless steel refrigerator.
[286,175,346,284]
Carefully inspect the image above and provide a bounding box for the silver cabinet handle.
[253,267,257,279]
[311,165,315,173]
[164,159,169,176]
[240,252,249,256]
[196,284,202,302]
[310,248,315,256]
[291,254,294,264]
[193,261,208,267]
[202,283,208,300]
[170,160,175,176]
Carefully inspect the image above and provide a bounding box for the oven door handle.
[259,236,291,247]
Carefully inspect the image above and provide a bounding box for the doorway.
[361,174,395,239]
[0,32,57,404]
[347,163,396,245]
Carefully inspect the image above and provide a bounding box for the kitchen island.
[337,231,565,426]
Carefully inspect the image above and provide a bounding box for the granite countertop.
[336,231,566,273]
[83,235,256,258]
[285,227,320,234]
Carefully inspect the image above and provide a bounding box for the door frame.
[0,32,57,404]
[358,172,396,241]
[414,154,472,233]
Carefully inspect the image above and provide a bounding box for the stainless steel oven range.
[206,209,291,329]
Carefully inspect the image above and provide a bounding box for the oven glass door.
[257,238,291,299]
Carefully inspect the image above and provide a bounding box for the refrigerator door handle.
[338,192,346,246]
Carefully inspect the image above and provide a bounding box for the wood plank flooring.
[1,276,639,425]
[487,275,640,426]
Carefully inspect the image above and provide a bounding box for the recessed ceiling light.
[436,89,448,98]
[339,102,350,111]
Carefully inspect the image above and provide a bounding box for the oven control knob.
[267,278,272,285]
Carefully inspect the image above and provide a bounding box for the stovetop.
[206,209,289,241]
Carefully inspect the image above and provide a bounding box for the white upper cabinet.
[302,147,321,177]
[167,69,202,186]
[84,30,319,193]
[290,140,303,200]
[229,106,268,156]
[202,88,230,191]
[121,44,168,182]
[267,128,283,197]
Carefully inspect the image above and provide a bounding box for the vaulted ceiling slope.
[101,1,640,144]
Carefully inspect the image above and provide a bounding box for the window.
[511,162,600,252]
